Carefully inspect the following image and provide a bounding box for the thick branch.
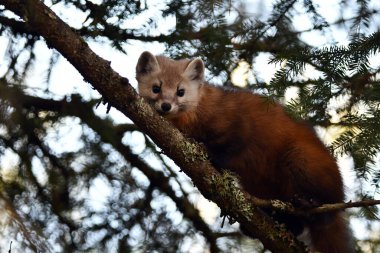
[0,15,39,37]
[0,83,222,252]
[4,83,380,217]
[0,1,306,252]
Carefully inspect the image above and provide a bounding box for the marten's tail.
[308,212,355,253]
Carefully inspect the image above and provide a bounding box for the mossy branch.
[1,0,308,252]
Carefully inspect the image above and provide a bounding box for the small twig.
[213,231,242,238]
[308,199,380,215]
[247,195,380,216]
[8,241,12,253]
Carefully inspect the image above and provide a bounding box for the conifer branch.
[308,199,380,214]
[0,1,307,252]
[0,80,223,253]
[247,196,380,217]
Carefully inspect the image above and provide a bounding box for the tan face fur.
[136,51,205,117]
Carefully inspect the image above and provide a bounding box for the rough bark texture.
[0,0,307,252]
[0,82,223,252]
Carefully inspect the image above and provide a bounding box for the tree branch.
[5,82,380,215]
[246,195,380,217]
[0,1,306,252]
[308,199,380,215]
[4,82,380,250]
[0,82,222,252]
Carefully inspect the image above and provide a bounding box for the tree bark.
[0,0,307,252]
[0,82,223,252]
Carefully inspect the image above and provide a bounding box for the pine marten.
[136,51,355,253]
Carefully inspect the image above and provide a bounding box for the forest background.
[0,0,380,252]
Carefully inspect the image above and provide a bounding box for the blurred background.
[0,0,380,252]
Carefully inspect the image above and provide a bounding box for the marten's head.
[136,51,204,117]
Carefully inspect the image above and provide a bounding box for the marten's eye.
[152,85,161,94]
[177,89,185,97]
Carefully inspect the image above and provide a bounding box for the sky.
[1,0,380,252]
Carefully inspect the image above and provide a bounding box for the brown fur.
[136,52,355,253]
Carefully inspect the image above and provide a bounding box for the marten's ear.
[183,58,204,81]
[136,51,160,76]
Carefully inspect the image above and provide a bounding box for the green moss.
[134,97,151,117]
[208,170,254,223]
[207,171,301,249]
[270,199,295,212]
[179,140,208,162]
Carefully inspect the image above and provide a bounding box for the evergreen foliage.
[0,0,380,252]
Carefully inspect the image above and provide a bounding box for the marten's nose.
[161,103,172,112]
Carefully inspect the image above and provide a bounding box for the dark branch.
[1,1,306,252]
